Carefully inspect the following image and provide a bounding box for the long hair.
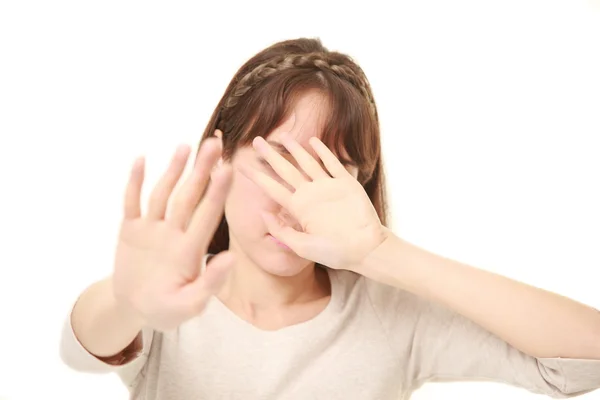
[197,38,388,255]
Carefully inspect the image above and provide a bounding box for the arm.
[60,277,152,378]
[69,277,145,359]
[242,135,600,395]
[365,279,600,397]
[360,231,600,361]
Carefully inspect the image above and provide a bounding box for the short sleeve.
[59,300,154,387]
[366,280,600,398]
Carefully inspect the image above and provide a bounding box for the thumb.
[176,251,235,315]
[261,211,313,257]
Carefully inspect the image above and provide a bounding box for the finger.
[237,163,293,210]
[177,251,235,316]
[185,164,233,251]
[261,211,311,258]
[123,156,145,219]
[280,134,329,180]
[252,136,307,189]
[309,137,349,178]
[147,145,191,220]
[169,137,222,230]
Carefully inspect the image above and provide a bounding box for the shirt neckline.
[201,254,341,338]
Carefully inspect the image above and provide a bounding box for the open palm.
[112,137,234,332]
[240,134,386,270]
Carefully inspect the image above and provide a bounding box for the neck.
[219,247,329,311]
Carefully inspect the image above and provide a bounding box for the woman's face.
[221,91,357,277]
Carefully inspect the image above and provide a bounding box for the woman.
[60,37,600,399]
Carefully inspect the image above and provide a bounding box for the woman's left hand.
[239,134,387,271]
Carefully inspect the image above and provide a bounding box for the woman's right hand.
[111,135,234,332]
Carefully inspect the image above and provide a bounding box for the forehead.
[268,91,327,142]
[266,91,350,161]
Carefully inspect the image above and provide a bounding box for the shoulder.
[329,268,425,316]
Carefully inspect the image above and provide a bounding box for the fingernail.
[252,136,268,151]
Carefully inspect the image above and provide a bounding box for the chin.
[251,236,313,277]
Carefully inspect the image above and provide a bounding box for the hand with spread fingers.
[112,136,235,332]
[240,134,388,271]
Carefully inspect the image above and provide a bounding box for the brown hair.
[197,38,389,255]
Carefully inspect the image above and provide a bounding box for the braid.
[223,52,376,117]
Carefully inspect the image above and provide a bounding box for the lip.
[267,234,291,250]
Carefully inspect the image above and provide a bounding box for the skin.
[69,90,600,363]
[244,94,600,361]
[68,91,358,357]
[215,91,359,330]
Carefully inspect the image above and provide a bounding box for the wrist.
[109,277,147,330]
[354,229,402,283]
[354,230,438,298]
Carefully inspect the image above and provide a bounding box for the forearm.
[360,232,600,360]
[71,277,145,358]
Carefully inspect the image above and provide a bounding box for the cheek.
[224,171,278,234]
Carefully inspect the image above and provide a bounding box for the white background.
[1,1,599,399]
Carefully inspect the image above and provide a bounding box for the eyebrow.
[266,140,357,167]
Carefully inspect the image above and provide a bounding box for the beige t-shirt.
[60,265,600,399]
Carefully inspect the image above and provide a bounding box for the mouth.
[267,234,291,251]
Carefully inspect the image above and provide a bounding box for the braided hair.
[222,52,377,120]
[198,38,388,254]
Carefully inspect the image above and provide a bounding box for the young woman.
[60,38,600,399]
